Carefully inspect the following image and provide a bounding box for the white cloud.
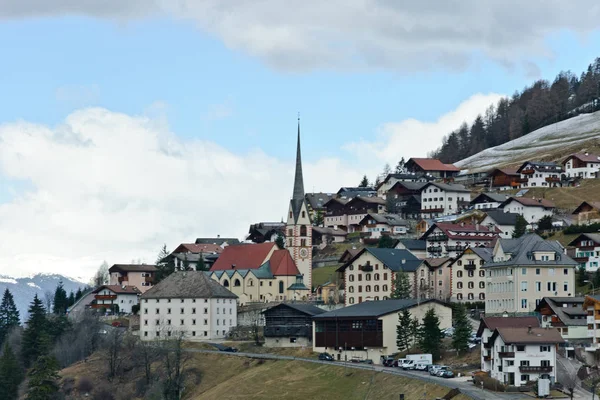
[3,1,599,72]
[343,93,505,165]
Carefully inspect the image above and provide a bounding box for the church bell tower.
[286,118,312,290]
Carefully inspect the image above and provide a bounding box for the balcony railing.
[359,264,373,272]
[427,246,443,253]
[483,355,491,361]
[545,176,560,183]
[463,262,477,269]
[498,351,515,358]
[519,366,553,373]
[446,245,467,252]
[429,234,449,242]
[521,169,535,175]
[95,294,116,301]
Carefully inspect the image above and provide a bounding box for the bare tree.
[103,328,125,380]
[43,290,53,313]
[53,311,103,367]
[91,261,110,287]
[161,331,190,400]
[136,339,161,385]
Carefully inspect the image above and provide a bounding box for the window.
[468,293,474,300]
[349,286,354,293]
[457,282,463,289]
[521,299,527,309]
[536,281,541,291]
[383,273,388,280]
[144,308,148,314]
[457,260,462,266]
[279,281,284,294]
[144,319,148,325]
[517,345,525,352]
[203,308,208,314]
[457,271,463,278]
[365,285,371,292]
[349,275,354,282]
[300,225,307,236]
[167,308,171,314]
[248,279,254,287]
[180,319,184,325]
[365,274,371,281]
[234,279,241,287]
[468,282,474,289]
[358,275,362,281]
[540,346,551,352]
[223,279,229,287]
[167,319,171,325]
[520,281,527,292]
[457,294,463,300]
[468,270,474,277]
[155,308,159,314]
[521,375,530,383]
[144,331,148,337]
[155,319,160,325]
[358,285,362,293]
[479,293,485,300]
[349,297,355,304]
[204,319,208,324]
[374,285,379,291]
[521,268,527,275]
[479,282,485,289]
[181,299,184,303]
[192,308,196,314]
[536,268,541,275]
[548,268,554,275]
[374,273,380,280]
[382,285,388,291]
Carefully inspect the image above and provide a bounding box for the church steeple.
[290,117,305,223]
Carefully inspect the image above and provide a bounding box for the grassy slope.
[519,179,600,211]
[59,352,471,400]
[312,265,339,288]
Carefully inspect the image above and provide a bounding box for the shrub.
[131,304,140,315]
[93,388,115,400]
[77,376,94,393]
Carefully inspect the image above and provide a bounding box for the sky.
[0,1,600,280]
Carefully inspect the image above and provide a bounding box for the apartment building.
[421,222,500,258]
[516,161,562,188]
[449,247,492,302]
[567,233,600,272]
[420,182,471,218]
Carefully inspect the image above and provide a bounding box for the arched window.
[374,296,379,301]
[234,279,241,287]
[383,296,388,300]
[382,285,388,292]
[468,293,474,300]
[457,260,462,266]
[349,275,354,282]
[457,294,463,300]
[374,273,380,280]
[349,286,354,293]
[374,285,379,292]
[349,297,355,304]
[457,271,463,278]
[468,281,474,289]
[279,281,284,294]
[479,270,485,277]
[223,279,229,287]
[300,226,307,236]
[479,282,485,288]
[365,274,371,281]
[479,293,485,300]
[457,282,463,289]
[366,285,371,292]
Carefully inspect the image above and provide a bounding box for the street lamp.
[585,280,595,295]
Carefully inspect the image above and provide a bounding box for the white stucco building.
[140,271,238,341]
[91,285,140,314]
[562,153,600,179]
[499,197,555,224]
[470,193,509,210]
[516,161,563,188]
[481,210,518,239]
[420,182,471,218]
[421,222,500,259]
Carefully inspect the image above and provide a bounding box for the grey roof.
[363,248,422,272]
[195,238,240,245]
[266,303,326,316]
[471,247,493,262]
[337,187,377,199]
[390,181,428,191]
[484,234,578,268]
[397,239,426,250]
[421,182,470,193]
[312,226,348,236]
[109,264,157,273]
[471,192,509,204]
[141,271,237,299]
[313,299,447,319]
[305,192,334,210]
[518,161,562,173]
[484,210,519,226]
[361,213,408,226]
[290,121,306,224]
[535,297,586,326]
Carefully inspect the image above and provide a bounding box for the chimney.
[475,222,480,231]
[528,325,532,334]
[402,259,406,264]
[218,234,221,238]
[231,264,236,269]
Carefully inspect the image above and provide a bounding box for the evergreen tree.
[593,268,600,291]
[577,264,587,288]
[313,211,324,227]
[396,310,412,352]
[377,235,395,248]
[195,255,208,272]
[75,287,83,301]
[513,215,528,238]
[537,215,553,231]
[390,270,412,299]
[68,291,75,307]
[52,281,68,314]
[410,317,421,346]
[395,157,405,173]
[25,355,60,400]
[358,175,369,188]
[0,288,20,345]
[275,234,285,249]
[22,295,49,367]
[451,304,472,354]
[155,244,175,283]
[418,308,443,361]
[0,342,23,400]
[181,254,191,271]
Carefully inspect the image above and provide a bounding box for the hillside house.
[385,181,425,219]
[395,239,427,259]
[323,196,386,231]
[208,242,309,304]
[499,197,555,224]
[405,158,460,179]
[572,201,600,225]
[567,233,600,272]
[582,295,600,352]
[311,226,347,247]
[419,182,471,218]
[195,237,240,246]
[516,161,563,188]
[470,193,509,210]
[484,234,577,314]
[312,299,452,364]
[449,247,492,302]
[376,173,429,198]
[263,303,325,347]
[358,213,408,238]
[168,243,223,271]
[304,192,334,220]
[488,168,521,191]
[336,187,377,200]
[421,222,500,258]
[109,264,157,293]
[562,153,600,179]
[140,271,237,341]
[336,247,423,306]
[91,285,140,314]
[476,316,540,372]
[247,222,285,243]
[535,297,588,346]
[481,210,519,239]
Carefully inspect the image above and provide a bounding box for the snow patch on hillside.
[27,282,41,289]
[0,278,17,284]
[456,110,600,172]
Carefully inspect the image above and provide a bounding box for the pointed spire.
[292,115,305,201]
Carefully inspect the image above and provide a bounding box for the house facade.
[417,257,453,301]
[583,295,600,352]
[169,243,223,271]
[449,247,492,302]
[336,248,423,306]
[562,153,600,179]
[470,193,509,210]
[481,210,518,239]
[323,197,386,231]
[421,222,500,259]
[516,161,563,188]
[358,213,407,239]
[247,222,286,243]
[263,303,325,347]
[484,234,577,314]
[572,201,600,225]
[420,182,471,218]
[108,264,157,293]
[405,158,460,179]
[312,299,452,364]
[535,297,588,346]
[567,233,600,272]
[140,271,238,341]
[91,285,140,314]
[489,168,521,191]
[499,197,555,224]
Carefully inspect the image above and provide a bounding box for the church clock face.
[299,248,309,259]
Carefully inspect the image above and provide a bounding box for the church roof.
[210,242,276,271]
[290,120,307,224]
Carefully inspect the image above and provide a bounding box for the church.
[207,120,312,304]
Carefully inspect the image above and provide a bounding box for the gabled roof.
[108,264,157,273]
[572,201,600,215]
[336,247,422,273]
[563,153,600,164]
[470,192,509,204]
[305,192,335,210]
[396,239,426,251]
[489,168,519,177]
[269,249,301,276]
[142,271,237,299]
[359,213,408,227]
[499,197,555,209]
[195,237,240,245]
[345,196,386,206]
[93,285,140,295]
[172,243,223,255]
[420,182,470,193]
[210,242,276,271]
[406,158,460,172]
[516,161,562,174]
[422,257,452,268]
[338,248,361,263]
[264,302,326,316]
[449,247,492,267]
[567,233,600,247]
[534,297,586,326]
[312,226,348,237]
[493,327,564,345]
[476,316,540,337]
[483,210,519,226]
[422,222,500,241]
[389,181,428,192]
[313,299,450,319]
[484,234,577,268]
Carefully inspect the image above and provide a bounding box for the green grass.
[312,265,339,288]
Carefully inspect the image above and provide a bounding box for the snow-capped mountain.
[0,273,88,320]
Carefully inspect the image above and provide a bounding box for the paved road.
[187,348,527,400]
[557,353,594,400]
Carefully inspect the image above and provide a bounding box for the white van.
[401,359,415,370]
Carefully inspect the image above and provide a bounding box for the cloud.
[343,93,505,165]
[0,107,364,280]
[3,1,599,72]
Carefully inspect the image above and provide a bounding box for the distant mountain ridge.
[0,273,88,321]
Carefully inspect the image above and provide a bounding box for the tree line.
[431,58,600,163]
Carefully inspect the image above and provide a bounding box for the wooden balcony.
[498,351,515,358]
[483,355,491,361]
[545,176,560,183]
[427,246,443,253]
[359,264,373,272]
[447,245,467,252]
[521,169,535,175]
[95,294,116,301]
[516,177,529,183]
[519,366,553,373]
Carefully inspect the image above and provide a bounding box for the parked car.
[429,365,441,375]
[435,366,450,376]
[440,370,455,378]
[401,360,415,370]
[414,363,429,371]
[111,321,123,327]
[396,358,406,368]
[221,347,238,353]
[318,353,334,361]
[382,357,397,367]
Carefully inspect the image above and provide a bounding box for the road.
[556,353,594,400]
[185,348,527,400]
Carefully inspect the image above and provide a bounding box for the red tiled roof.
[210,242,276,271]
[173,243,223,254]
[269,250,300,276]
[93,285,140,295]
[409,158,460,172]
[564,153,600,163]
[507,197,555,208]
[424,222,500,241]
[491,168,519,176]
